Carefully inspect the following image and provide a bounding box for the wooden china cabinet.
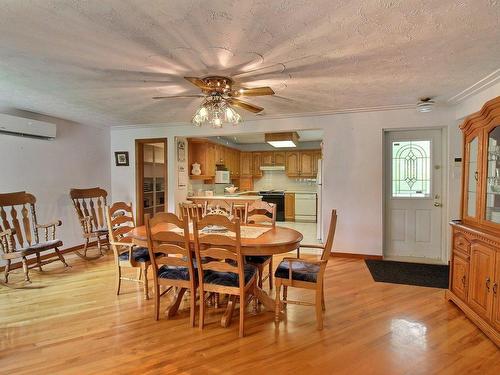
[447,96,500,346]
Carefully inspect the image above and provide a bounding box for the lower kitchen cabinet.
[285,193,295,221]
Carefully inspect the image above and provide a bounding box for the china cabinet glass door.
[485,125,500,224]
[465,135,480,220]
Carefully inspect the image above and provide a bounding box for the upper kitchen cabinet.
[274,152,286,166]
[285,151,300,177]
[214,144,225,165]
[253,152,263,178]
[188,138,216,179]
[285,150,320,177]
[240,152,253,177]
[261,152,274,166]
[299,151,315,177]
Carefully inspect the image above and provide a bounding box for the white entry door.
[384,129,444,262]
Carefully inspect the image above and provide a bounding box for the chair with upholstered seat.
[106,201,151,299]
[274,209,337,330]
[193,215,257,337]
[245,201,276,290]
[70,187,110,260]
[145,212,197,325]
[0,191,69,284]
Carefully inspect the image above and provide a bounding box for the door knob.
[433,194,442,207]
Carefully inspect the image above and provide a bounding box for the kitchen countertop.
[188,195,263,201]
[285,190,317,194]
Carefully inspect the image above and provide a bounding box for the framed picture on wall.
[177,139,186,162]
[114,151,129,166]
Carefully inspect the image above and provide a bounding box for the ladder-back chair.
[70,187,109,260]
[193,215,257,337]
[202,201,234,218]
[274,209,337,330]
[106,202,150,299]
[244,201,276,290]
[145,212,197,326]
[178,201,202,222]
[0,191,68,283]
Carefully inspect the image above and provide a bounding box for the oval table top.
[128,223,303,256]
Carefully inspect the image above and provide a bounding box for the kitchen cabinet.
[274,152,286,166]
[261,152,274,166]
[446,96,500,346]
[286,150,320,177]
[285,193,295,221]
[285,152,300,177]
[253,152,262,178]
[188,138,216,179]
[215,144,225,165]
[240,152,253,177]
[299,151,315,177]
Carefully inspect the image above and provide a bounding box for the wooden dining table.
[128,223,303,326]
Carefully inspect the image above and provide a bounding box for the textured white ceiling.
[0,0,499,126]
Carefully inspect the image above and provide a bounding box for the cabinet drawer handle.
[461,275,466,286]
[493,282,498,295]
[486,277,491,292]
[474,171,479,182]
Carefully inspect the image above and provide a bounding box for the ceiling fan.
[152,76,275,114]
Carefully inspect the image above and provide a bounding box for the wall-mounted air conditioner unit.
[0,113,56,140]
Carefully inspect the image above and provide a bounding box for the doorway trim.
[382,127,448,264]
[135,138,168,225]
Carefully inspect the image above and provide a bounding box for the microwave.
[215,170,230,184]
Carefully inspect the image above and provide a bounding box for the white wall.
[0,112,111,259]
[111,106,455,256]
[454,81,500,120]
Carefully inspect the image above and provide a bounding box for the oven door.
[260,194,285,221]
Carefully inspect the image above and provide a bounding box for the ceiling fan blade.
[235,86,275,96]
[228,98,264,113]
[152,94,205,99]
[184,77,210,90]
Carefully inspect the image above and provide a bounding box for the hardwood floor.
[1,251,499,375]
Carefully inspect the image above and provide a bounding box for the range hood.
[260,165,285,171]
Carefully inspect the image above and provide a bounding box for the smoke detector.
[417,97,435,113]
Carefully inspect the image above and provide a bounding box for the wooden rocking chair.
[0,191,69,284]
[70,187,110,260]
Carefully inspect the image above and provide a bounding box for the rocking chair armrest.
[299,243,325,250]
[36,220,62,229]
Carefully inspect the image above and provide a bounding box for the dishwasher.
[294,193,317,222]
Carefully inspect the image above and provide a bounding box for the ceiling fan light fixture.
[191,94,242,128]
[265,132,300,148]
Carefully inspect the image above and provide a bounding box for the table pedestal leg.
[165,287,186,319]
[254,286,277,312]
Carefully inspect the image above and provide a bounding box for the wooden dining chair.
[202,201,234,218]
[244,201,276,290]
[0,191,69,284]
[178,201,202,222]
[232,203,248,223]
[274,209,337,330]
[145,212,197,326]
[70,187,109,260]
[193,215,258,337]
[106,202,150,299]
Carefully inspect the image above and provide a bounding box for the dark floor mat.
[365,259,449,289]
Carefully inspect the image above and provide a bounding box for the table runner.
[170,223,272,239]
